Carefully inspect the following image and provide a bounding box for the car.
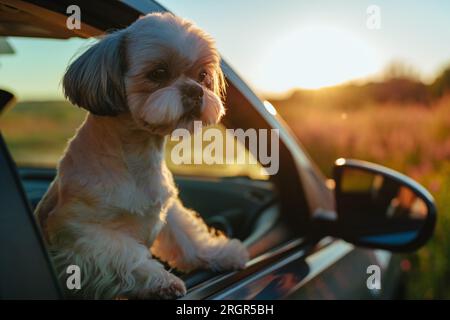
[0,0,436,300]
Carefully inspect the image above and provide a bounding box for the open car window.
[0,36,268,180]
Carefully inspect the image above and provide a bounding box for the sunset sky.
[0,0,450,100]
[160,0,450,93]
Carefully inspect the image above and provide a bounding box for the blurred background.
[0,0,449,298]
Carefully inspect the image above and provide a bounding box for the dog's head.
[63,13,225,135]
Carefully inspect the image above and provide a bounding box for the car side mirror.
[314,158,437,252]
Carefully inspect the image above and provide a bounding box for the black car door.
[0,134,62,299]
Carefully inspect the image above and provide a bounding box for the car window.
[0,36,267,180]
[0,37,90,165]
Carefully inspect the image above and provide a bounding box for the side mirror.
[315,158,436,252]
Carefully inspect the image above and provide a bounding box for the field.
[1,95,449,298]
[273,94,450,299]
[0,101,86,165]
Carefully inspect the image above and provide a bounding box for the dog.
[35,12,248,299]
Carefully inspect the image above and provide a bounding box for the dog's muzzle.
[180,84,204,117]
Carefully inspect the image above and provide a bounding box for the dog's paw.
[158,274,187,299]
[208,238,249,271]
[132,273,186,300]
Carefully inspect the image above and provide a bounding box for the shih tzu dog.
[35,12,248,299]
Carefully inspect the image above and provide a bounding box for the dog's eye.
[198,71,208,82]
[148,67,169,82]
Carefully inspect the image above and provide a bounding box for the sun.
[254,25,382,93]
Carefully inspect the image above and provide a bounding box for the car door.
[0,134,62,299]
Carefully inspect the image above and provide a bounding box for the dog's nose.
[183,84,204,100]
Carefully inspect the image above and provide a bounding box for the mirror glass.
[336,167,429,247]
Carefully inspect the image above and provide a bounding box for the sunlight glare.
[263,100,277,115]
[255,26,382,92]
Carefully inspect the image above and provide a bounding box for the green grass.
[404,163,450,298]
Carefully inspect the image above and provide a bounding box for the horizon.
[10,67,445,103]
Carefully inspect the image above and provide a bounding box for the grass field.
[0,101,86,165]
[1,96,449,298]
[274,94,450,299]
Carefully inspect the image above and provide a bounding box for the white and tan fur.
[35,13,248,299]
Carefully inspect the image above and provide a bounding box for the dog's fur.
[35,13,248,299]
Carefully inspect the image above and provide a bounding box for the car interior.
[19,166,284,252]
[17,166,292,288]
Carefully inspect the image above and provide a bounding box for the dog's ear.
[63,31,128,116]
